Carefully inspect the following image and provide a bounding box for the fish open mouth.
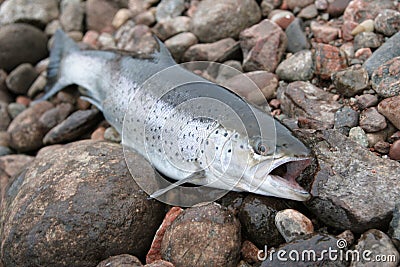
[269,158,311,191]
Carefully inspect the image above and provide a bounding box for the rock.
[342,20,358,41]
[161,202,241,267]
[343,0,396,24]
[378,96,400,130]
[0,23,48,72]
[165,32,198,62]
[359,107,387,133]
[7,102,26,119]
[86,0,122,32]
[222,71,278,104]
[240,19,287,72]
[43,109,102,145]
[0,102,11,131]
[268,10,295,30]
[327,0,351,17]
[331,66,369,97]
[115,23,157,55]
[390,203,400,240]
[153,16,191,41]
[260,233,348,266]
[351,19,374,36]
[371,56,400,98]
[354,47,372,63]
[91,126,106,141]
[349,126,369,147]
[374,140,390,154]
[5,63,38,95]
[351,229,399,267]
[275,209,314,243]
[97,254,143,267]
[0,0,59,27]
[353,32,381,51]
[302,129,400,232]
[60,0,84,32]
[285,0,314,10]
[7,101,53,152]
[363,32,400,76]
[285,18,310,53]
[355,94,378,110]
[39,103,74,129]
[183,38,238,62]
[98,32,116,49]
[82,30,100,48]
[334,106,359,130]
[0,70,13,104]
[27,74,47,98]
[315,0,328,10]
[146,207,183,264]
[310,21,340,43]
[260,0,281,17]
[276,50,314,82]
[240,240,260,265]
[389,140,400,160]
[314,43,348,80]
[277,81,342,126]
[298,4,318,19]
[145,260,174,267]
[134,10,156,26]
[374,9,400,37]
[0,146,12,156]
[104,127,121,143]
[155,0,185,22]
[191,0,261,43]
[2,141,166,266]
[112,8,133,29]
[239,195,298,248]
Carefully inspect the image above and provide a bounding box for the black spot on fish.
[224,133,228,137]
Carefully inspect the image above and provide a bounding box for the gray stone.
[276,50,314,81]
[60,0,84,32]
[359,107,387,133]
[0,101,11,131]
[285,18,310,53]
[183,38,238,62]
[374,9,400,37]
[349,126,369,147]
[275,209,314,243]
[331,66,369,97]
[371,56,400,98]
[390,203,400,241]
[153,16,191,41]
[97,254,143,267]
[104,126,121,143]
[354,32,381,51]
[355,94,378,110]
[155,0,185,22]
[334,106,359,129]
[7,103,26,119]
[5,63,38,95]
[165,32,198,62]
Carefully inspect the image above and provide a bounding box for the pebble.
[240,19,287,72]
[371,56,400,98]
[6,63,38,95]
[315,0,328,10]
[112,8,133,29]
[82,30,100,48]
[310,21,340,43]
[115,23,157,55]
[342,20,358,41]
[98,32,116,49]
[275,209,314,243]
[0,0,59,27]
[314,43,347,80]
[1,141,166,266]
[331,66,369,97]
[0,102,10,131]
[86,0,121,32]
[303,129,400,232]
[298,4,318,19]
[191,0,261,43]
[353,32,381,51]
[7,103,26,119]
[0,23,48,72]
[389,131,400,143]
[349,126,369,147]
[165,32,198,62]
[278,81,342,126]
[0,146,12,156]
[374,9,400,37]
[351,19,374,36]
[363,32,400,76]
[239,195,297,248]
[390,203,400,240]
[183,38,238,62]
[359,107,387,133]
[343,0,396,24]
[240,241,260,265]
[43,109,102,145]
[276,50,314,82]
[378,96,400,130]
[285,18,310,53]
[153,16,191,41]
[327,0,351,17]
[161,202,241,266]
[355,94,378,110]
[155,0,185,22]
[351,229,399,267]
[214,60,243,83]
[0,131,10,147]
[260,0,280,17]
[0,70,12,104]
[7,101,53,152]
[285,0,314,10]
[334,106,359,129]
[60,0,84,32]
[104,126,121,143]
[374,140,390,154]
[268,10,295,30]
[389,140,400,160]
[97,254,143,267]
[39,103,74,129]
[91,126,106,141]
[354,47,372,63]
[134,10,156,26]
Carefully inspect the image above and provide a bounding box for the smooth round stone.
[275,209,314,242]
[349,126,369,147]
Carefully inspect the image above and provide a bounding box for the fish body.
[39,30,312,201]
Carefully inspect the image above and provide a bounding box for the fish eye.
[252,138,274,156]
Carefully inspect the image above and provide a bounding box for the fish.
[37,29,312,202]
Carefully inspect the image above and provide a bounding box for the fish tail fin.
[35,29,79,102]
[154,35,176,65]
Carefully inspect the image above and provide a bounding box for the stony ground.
[0,0,400,266]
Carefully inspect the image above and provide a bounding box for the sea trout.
[38,30,312,202]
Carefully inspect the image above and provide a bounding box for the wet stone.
[355,94,378,110]
[275,209,314,243]
[371,56,400,98]
[301,129,400,232]
[5,63,38,95]
[268,10,295,30]
[97,254,143,267]
[378,96,400,130]
[314,43,347,80]
[332,66,369,97]
[240,19,287,72]
[276,50,314,82]
[1,140,166,266]
[351,229,400,267]
[389,140,400,160]
[359,107,387,133]
[374,9,400,37]
[334,106,359,130]
[161,202,241,267]
[155,0,185,22]
[191,0,261,43]
[285,18,310,54]
[349,126,369,147]
[43,109,102,145]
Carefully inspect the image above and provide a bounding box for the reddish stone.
[82,30,100,48]
[145,260,174,267]
[241,240,261,264]
[285,0,314,10]
[342,20,358,41]
[313,43,347,80]
[343,0,396,24]
[16,96,31,107]
[183,38,238,62]
[378,96,400,130]
[91,127,106,141]
[311,21,340,43]
[355,48,372,62]
[389,140,400,160]
[86,0,121,32]
[327,0,351,17]
[146,207,183,264]
[268,10,295,30]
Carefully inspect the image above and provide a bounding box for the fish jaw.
[244,157,312,201]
